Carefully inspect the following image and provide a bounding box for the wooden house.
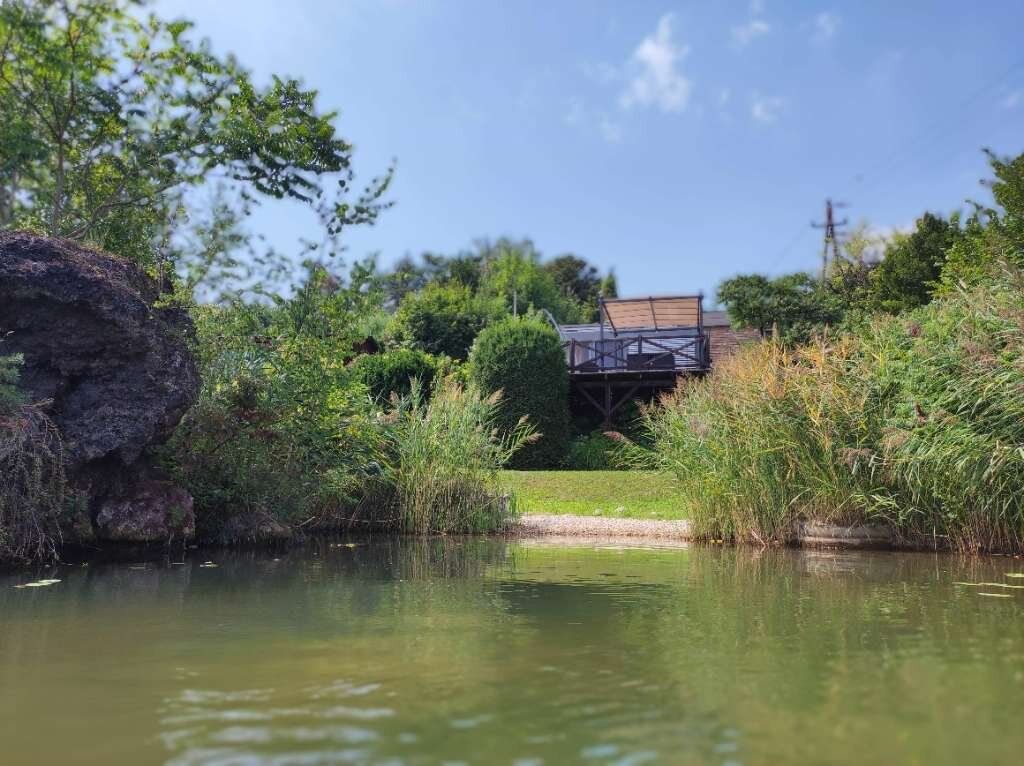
[549,295,758,424]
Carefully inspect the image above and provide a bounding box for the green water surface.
[2,538,1023,765]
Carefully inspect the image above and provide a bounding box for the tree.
[468,316,569,469]
[940,149,1024,291]
[717,272,841,344]
[389,282,496,360]
[870,213,959,313]
[542,254,616,322]
[0,0,391,294]
[478,240,586,322]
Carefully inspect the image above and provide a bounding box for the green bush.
[469,315,570,469]
[870,212,959,313]
[389,282,496,360]
[350,348,447,403]
[0,353,26,415]
[566,430,620,470]
[163,294,388,541]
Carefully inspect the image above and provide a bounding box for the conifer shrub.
[468,315,570,469]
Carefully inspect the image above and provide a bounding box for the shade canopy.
[601,295,703,333]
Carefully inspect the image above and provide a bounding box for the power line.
[766,54,1024,275]
[852,55,1024,199]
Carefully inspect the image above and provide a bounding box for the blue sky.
[157,0,1024,299]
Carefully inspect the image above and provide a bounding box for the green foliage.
[717,272,842,344]
[469,315,570,469]
[372,379,533,533]
[542,254,616,321]
[565,430,621,470]
[939,149,1024,291]
[164,265,522,540]
[390,282,497,360]
[164,268,389,539]
[871,213,960,313]
[640,269,1024,552]
[860,274,1024,550]
[0,0,391,297]
[478,241,588,323]
[350,348,449,402]
[0,353,26,415]
[636,337,880,542]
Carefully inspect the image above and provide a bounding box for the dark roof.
[703,310,731,327]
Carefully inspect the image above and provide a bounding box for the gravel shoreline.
[512,513,693,540]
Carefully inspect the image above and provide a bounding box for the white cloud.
[619,14,691,113]
[731,19,771,48]
[811,12,840,44]
[751,94,784,123]
[718,88,731,107]
[1002,91,1022,110]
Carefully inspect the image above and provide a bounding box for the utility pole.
[811,199,848,281]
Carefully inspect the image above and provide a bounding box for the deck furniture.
[550,295,712,424]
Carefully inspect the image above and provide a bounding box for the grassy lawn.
[501,470,686,520]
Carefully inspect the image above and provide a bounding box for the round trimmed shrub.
[468,316,569,469]
[351,348,445,402]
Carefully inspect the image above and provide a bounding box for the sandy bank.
[512,514,693,540]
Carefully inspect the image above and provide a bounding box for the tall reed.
[638,338,882,543]
[380,378,534,533]
[863,273,1024,550]
[639,269,1024,552]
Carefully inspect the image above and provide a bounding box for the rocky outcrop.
[0,231,199,544]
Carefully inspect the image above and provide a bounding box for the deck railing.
[562,333,710,374]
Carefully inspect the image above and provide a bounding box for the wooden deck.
[554,294,712,424]
[562,332,709,376]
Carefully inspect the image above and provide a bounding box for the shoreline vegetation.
[2,1,1024,565]
[626,270,1024,555]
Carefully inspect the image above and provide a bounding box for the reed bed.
[639,272,1024,553]
[378,379,535,533]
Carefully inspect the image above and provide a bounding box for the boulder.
[0,231,199,543]
[218,511,295,544]
[95,480,195,543]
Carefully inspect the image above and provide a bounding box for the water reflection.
[2,539,1024,764]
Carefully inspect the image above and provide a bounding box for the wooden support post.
[603,381,612,427]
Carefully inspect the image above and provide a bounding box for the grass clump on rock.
[0,355,66,563]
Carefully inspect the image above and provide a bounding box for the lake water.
[2,537,1024,765]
